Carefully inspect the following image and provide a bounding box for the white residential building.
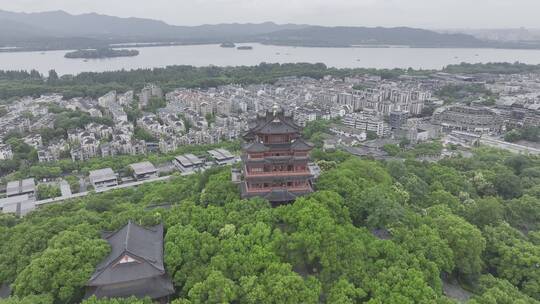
[0,144,13,160]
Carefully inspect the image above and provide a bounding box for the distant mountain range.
[440,28,540,43]
[258,26,484,47]
[0,10,538,51]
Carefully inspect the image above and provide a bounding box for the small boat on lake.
[220,42,236,48]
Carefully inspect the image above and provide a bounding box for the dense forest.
[505,127,540,143]
[442,62,540,75]
[1,145,540,303]
[2,62,539,102]
[0,63,431,100]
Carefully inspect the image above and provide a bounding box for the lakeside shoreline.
[2,44,540,76]
[4,41,540,54]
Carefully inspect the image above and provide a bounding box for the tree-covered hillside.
[0,63,429,101]
[1,147,540,303]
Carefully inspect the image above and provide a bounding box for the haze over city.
[1,0,540,28]
[3,1,540,304]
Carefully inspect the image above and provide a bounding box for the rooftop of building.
[208,148,235,160]
[0,194,31,209]
[6,178,36,196]
[87,221,174,299]
[129,161,157,175]
[0,284,11,299]
[89,168,117,183]
[244,108,301,138]
[174,154,203,166]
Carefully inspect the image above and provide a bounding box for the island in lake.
[237,46,253,50]
[65,48,139,59]
[220,42,236,48]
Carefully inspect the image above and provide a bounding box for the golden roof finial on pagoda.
[272,103,279,116]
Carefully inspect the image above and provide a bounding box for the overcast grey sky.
[0,0,538,28]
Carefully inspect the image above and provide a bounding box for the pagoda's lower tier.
[240,181,313,203]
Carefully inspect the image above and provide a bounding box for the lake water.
[1,43,540,75]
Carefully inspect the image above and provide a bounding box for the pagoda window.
[269,135,287,143]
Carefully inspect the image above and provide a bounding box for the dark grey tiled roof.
[244,111,301,138]
[0,284,11,299]
[257,121,299,134]
[129,161,157,175]
[88,222,167,286]
[291,138,315,151]
[372,228,393,240]
[86,276,174,300]
[244,140,313,155]
[244,142,270,153]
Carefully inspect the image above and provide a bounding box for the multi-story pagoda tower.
[240,106,314,203]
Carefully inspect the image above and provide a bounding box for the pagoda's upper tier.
[243,109,302,141]
[243,137,314,153]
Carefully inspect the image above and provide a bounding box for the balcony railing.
[245,186,313,193]
[245,170,311,177]
[246,155,309,162]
